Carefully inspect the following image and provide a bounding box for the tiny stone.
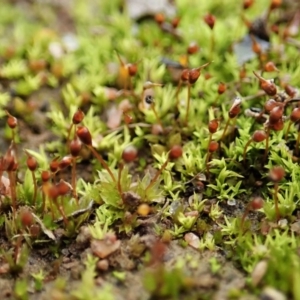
[95,277,105,286]
[76,226,92,244]
[97,259,109,271]
[251,260,268,287]
[227,199,236,206]
[169,201,182,215]
[63,261,79,270]
[261,287,286,300]
[62,257,71,264]
[196,173,207,182]
[291,221,300,234]
[61,248,70,256]
[184,232,200,249]
[278,219,288,229]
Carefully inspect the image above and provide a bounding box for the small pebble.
[251,260,268,287]
[278,219,288,229]
[261,287,286,300]
[97,259,109,271]
[227,199,236,206]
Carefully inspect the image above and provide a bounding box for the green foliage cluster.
[0,0,300,298]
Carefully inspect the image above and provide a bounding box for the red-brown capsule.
[70,137,82,157]
[217,82,226,95]
[269,106,283,123]
[208,141,219,152]
[204,73,212,80]
[264,99,277,113]
[59,156,72,169]
[76,125,92,146]
[264,61,278,72]
[187,42,199,55]
[12,161,18,172]
[252,130,267,142]
[188,68,201,84]
[47,184,59,199]
[262,81,277,96]
[154,13,165,25]
[269,166,285,182]
[72,109,85,124]
[30,224,41,237]
[254,71,277,96]
[270,24,280,35]
[270,0,282,10]
[270,118,284,131]
[26,155,38,171]
[56,180,72,196]
[181,69,190,82]
[127,63,138,77]
[229,98,242,118]
[8,116,17,129]
[171,17,180,29]
[123,113,133,125]
[29,59,46,72]
[243,0,254,9]
[204,14,216,30]
[239,67,247,80]
[284,85,297,98]
[2,156,13,172]
[50,157,60,173]
[3,149,16,171]
[122,145,138,162]
[169,145,183,159]
[291,107,300,123]
[251,39,261,54]
[208,119,219,134]
[250,197,264,210]
[20,209,34,227]
[41,170,51,182]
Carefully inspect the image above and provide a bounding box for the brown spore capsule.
[76,125,92,146]
[208,141,219,152]
[122,145,138,162]
[269,106,283,124]
[187,42,199,55]
[250,197,264,210]
[127,63,138,77]
[169,145,183,159]
[208,119,219,134]
[264,99,277,113]
[252,130,267,142]
[58,156,72,169]
[26,155,38,171]
[50,157,60,173]
[291,107,300,123]
[41,170,51,182]
[217,82,226,95]
[70,137,82,157]
[188,68,201,84]
[204,14,216,30]
[72,109,85,124]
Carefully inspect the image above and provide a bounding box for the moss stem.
[89,146,116,183]
[185,83,191,125]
